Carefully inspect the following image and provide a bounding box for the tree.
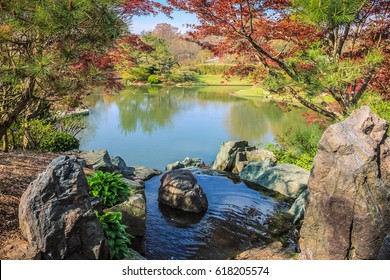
[152,23,202,66]
[0,0,169,140]
[168,0,389,119]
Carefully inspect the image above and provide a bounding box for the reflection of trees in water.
[225,100,321,143]
[116,90,181,134]
[82,85,319,145]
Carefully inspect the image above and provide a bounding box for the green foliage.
[359,92,390,124]
[292,0,363,28]
[39,131,79,152]
[168,71,199,83]
[88,171,131,208]
[96,211,132,260]
[54,115,87,137]
[196,64,234,75]
[0,0,126,138]
[265,125,323,170]
[147,74,161,84]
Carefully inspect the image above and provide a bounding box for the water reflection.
[81,85,318,169]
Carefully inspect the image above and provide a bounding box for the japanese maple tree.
[168,0,389,119]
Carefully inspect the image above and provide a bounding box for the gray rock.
[19,155,108,260]
[166,157,205,171]
[233,149,276,173]
[299,106,390,260]
[104,194,146,237]
[111,156,135,179]
[78,150,115,172]
[288,189,308,223]
[131,166,162,181]
[159,169,208,213]
[378,234,390,260]
[239,159,309,199]
[211,140,250,172]
[125,248,146,260]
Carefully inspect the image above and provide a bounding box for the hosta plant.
[96,211,133,260]
[88,170,131,208]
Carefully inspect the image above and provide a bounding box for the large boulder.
[158,169,208,213]
[166,157,205,171]
[239,159,309,199]
[299,106,390,260]
[19,156,108,260]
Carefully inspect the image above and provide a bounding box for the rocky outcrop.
[299,106,390,260]
[131,166,162,181]
[104,194,146,237]
[239,159,309,199]
[19,156,108,260]
[158,169,208,213]
[211,140,253,172]
[211,141,276,173]
[233,149,276,173]
[288,189,308,223]
[166,157,205,171]
[78,150,115,173]
[235,242,294,260]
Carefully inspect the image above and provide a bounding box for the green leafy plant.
[39,131,79,152]
[88,171,131,208]
[96,211,132,260]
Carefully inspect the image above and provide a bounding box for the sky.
[131,0,199,34]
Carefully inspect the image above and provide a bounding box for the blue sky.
[131,0,199,34]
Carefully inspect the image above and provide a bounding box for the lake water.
[80,85,311,259]
[80,86,314,169]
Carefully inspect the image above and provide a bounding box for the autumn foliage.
[169,0,389,119]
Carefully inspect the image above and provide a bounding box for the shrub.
[96,211,132,260]
[147,74,161,84]
[168,71,199,83]
[88,171,131,208]
[265,125,323,170]
[196,64,234,75]
[39,131,79,152]
[54,115,86,137]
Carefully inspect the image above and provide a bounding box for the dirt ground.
[0,151,58,259]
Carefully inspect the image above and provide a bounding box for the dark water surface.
[145,171,293,260]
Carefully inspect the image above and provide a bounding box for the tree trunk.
[0,78,35,140]
[2,132,9,152]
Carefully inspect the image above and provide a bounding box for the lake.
[80,85,315,169]
[80,85,313,259]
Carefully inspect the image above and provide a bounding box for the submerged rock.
[19,156,108,260]
[299,106,390,260]
[239,159,309,199]
[166,157,205,171]
[158,169,208,213]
